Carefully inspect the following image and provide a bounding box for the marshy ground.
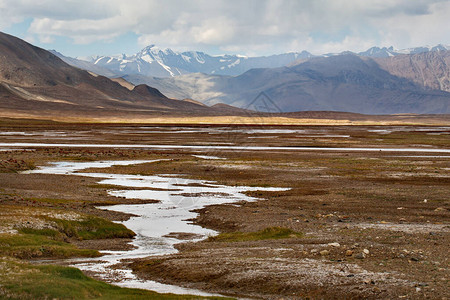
[0,120,448,299]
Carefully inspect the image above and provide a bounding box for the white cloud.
[29,16,128,44]
[191,17,236,45]
[1,0,449,55]
[379,1,450,48]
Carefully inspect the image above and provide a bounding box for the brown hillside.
[373,50,450,93]
[0,31,214,118]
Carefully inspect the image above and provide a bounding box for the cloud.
[29,17,128,44]
[379,1,450,48]
[1,0,449,55]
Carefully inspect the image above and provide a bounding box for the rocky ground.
[0,120,448,299]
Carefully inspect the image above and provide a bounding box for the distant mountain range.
[126,53,450,114]
[55,43,449,115]
[357,45,450,58]
[76,46,312,78]
[66,44,450,78]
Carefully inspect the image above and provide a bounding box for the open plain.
[0,119,449,299]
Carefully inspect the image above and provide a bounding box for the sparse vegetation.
[0,158,35,173]
[26,197,74,204]
[208,227,302,242]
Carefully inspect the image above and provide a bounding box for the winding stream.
[26,159,289,296]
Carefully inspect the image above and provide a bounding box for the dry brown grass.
[1,114,448,125]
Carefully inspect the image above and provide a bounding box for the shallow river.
[27,159,289,296]
[3,142,450,153]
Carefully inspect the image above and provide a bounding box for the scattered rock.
[345,250,354,256]
[410,257,420,262]
[355,253,366,259]
[320,250,330,256]
[417,283,428,287]
[434,207,446,212]
[363,249,370,255]
[328,242,340,247]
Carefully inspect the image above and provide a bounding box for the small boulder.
[320,250,330,256]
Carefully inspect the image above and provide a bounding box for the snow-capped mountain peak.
[360,44,450,57]
[138,44,176,57]
[83,45,309,77]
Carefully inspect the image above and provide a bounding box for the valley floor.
[0,120,448,299]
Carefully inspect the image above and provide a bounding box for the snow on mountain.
[358,45,450,57]
[357,46,397,58]
[49,50,117,77]
[71,44,450,78]
[80,46,314,78]
[321,45,450,59]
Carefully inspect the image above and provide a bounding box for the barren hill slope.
[373,50,450,93]
[0,31,214,119]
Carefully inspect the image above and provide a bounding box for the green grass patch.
[18,227,62,239]
[47,216,135,240]
[1,214,135,259]
[208,227,302,242]
[0,258,226,299]
[0,233,100,259]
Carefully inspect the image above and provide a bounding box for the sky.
[1,0,450,58]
